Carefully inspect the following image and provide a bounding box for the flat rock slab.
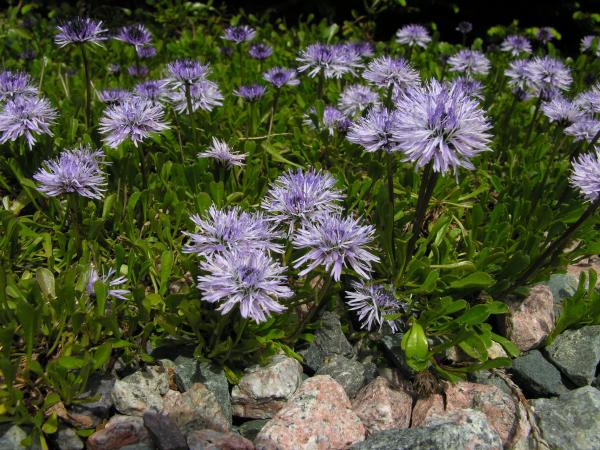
[86,415,152,450]
[546,325,600,386]
[316,355,367,398]
[510,350,568,397]
[300,312,354,371]
[111,366,169,416]
[143,411,187,450]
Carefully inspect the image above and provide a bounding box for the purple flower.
[197,137,246,168]
[220,46,233,57]
[363,56,420,94]
[541,96,584,124]
[34,145,107,199]
[346,281,404,332]
[134,80,169,103]
[115,24,152,48]
[293,214,379,281]
[448,50,491,76]
[505,59,533,95]
[453,76,484,99]
[501,35,532,56]
[55,17,107,47]
[581,35,600,57]
[574,84,600,116]
[303,105,350,136]
[127,64,149,78]
[526,56,572,100]
[234,84,266,102]
[169,79,223,113]
[183,206,282,257]
[0,70,38,102]
[0,96,57,148]
[393,79,492,176]
[456,21,473,35]
[565,118,600,142]
[537,27,554,44]
[297,43,361,79]
[107,64,121,75]
[197,249,292,323]
[99,97,169,147]
[338,84,379,116]
[249,43,272,60]
[395,24,431,48]
[347,107,401,153]
[136,46,157,59]
[86,267,130,300]
[98,89,131,104]
[222,25,256,44]
[347,41,374,58]
[261,168,344,234]
[263,67,300,88]
[166,59,210,86]
[571,149,600,201]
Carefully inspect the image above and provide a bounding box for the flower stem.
[137,145,148,189]
[267,90,280,139]
[184,82,198,150]
[386,151,396,269]
[80,44,93,130]
[238,45,244,83]
[525,94,543,146]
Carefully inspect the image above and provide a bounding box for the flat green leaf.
[449,272,494,290]
[159,251,173,296]
[36,268,55,299]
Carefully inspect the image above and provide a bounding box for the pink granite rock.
[187,429,254,450]
[411,393,445,427]
[255,375,365,450]
[351,377,412,433]
[86,415,151,450]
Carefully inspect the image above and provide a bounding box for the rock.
[70,376,115,425]
[120,444,154,450]
[143,411,187,450]
[380,334,412,376]
[86,415,152,450]
[411,393,445,427]
[532,386,600,450]
[187,430,254,450]
[299,312,354,371]
[238,420,269,442]
[503,284,555,352]
[546,325,600,386]
[0,425,27,450]
[55,427,84,450]
[362,361,378,384]
[352,376,412,433]
[231,354,303,419]
[511,350,568,397]
[162,384,229,434]
[566,256,600,287]
[544,273,578,316]
[350,409,502,450]
[487,342,509,360]
[316,355,367,398]
[112,366,169,416]
[46,401,98,429]
[469,371,512,397]
[255,375,365,450]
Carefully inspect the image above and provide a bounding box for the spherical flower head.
[169,79,223,113]
[293,214,379,281]
[393,79,492,177]
[0,95,57,149]
[99,96,169,148]
[574,84,600,116]
[347,107,401,153]
[136,45,157,59]
[261,168,344,234]
[570,149,600,202]
[115,24,152,48]
[347,41,374,58]
[166,59,210,86]
[0,70,38,102]
[456,21,473,34]
[346,281,404,333]
[134,80,169,103]
[249,43,272,60]
[526,56,572,100]
[55,17,107,47]
[505,59,533,94]
[501,35,532,56]
[537,27,554,44]
[362,56,420,93]
[222,25,256,44]
[395,24,431,48]
[581,35,600,57]
[86,267,130,300]
[453,76,484,100]
[127,64,149,79]
[98,88,131,104]
[34,145,107,200]
[263,67,300,88]
[297,43,362,79]
[541,96,584,125]
[565,118,600,142]
[197,137,246,168]
[183,205,282,257]
[338,84,379,116]
[303,105,349,136]
[234,84,266,102]
[197,249,292,324]
[448,50,490,76]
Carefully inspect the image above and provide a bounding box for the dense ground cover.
[1,2,600,446]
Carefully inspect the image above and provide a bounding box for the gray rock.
[238,419,269,442]
[55,427,84,450]
[162,385,229,434]
[120,444,155,450]
[546,325,600,386]
[544,273,578,316]
[316,355,367,398]
[532,386,600,450]
[187,430,253,450]
[143,411,187,450]
[0,425,27,450]
[469,370,512,397]
[111,366,169,416]
[300,311,354,371]
[380,334,414,377]
[362,361,379,384]
[511,350,568,397]
[350,409,502,450]
[70,375,115,422]
[86,415,153,450]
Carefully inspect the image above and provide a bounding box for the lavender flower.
[99,97,169,147]
[297,43,361,79]
[33,145,107,199]
[505,59,533,95]
[197,249,292,323]
[0,96,57,148]
[183,206,282,256]
[115,24,152,47]
[347,107,401,153]
[362,56,420,94]
[393,79,492,176]
[134,80,169,103]
[0,70,38,102]
[574,84,600,116]
[55,17,107,47]
[166,59,210,86]
[169,80,223,113]
[347,41,374,58]
[136,46,157,59]
[526,56,572,100]
[395,24,431,48]
[234,84,266,102]
[338,84,379,116]
[263,67,300,88]
[453,76,484,99]
[261,168,344,233]
[501,35,532,56]
[86,267,130,300]
[293,214,379,281]
[107,64,121,75]
[346,281,403,332]
[303,105,350,136]
[222,25,256,44]
[581,35,600,57]
[565,118,600,142]
[197,137,246,168]
[127,64,149,78]
[447,50,491,76]
[570,149,600,201]
[249,43,272,60]
[456,21,473,35]
[537,27,554,44]
[98,88,131,104]
[541,96,584,124]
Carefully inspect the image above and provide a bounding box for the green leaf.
[456,302,508,326]
[92,343,112,370]
[56,356,87,370]
[142,293,164,311]
[449,272,494,290]
[36,268,56,299]
[94,280,108,316]
[490,332,521,358]
[42,412,58,434]
[401,321,430,372]
[159,251,173,296]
